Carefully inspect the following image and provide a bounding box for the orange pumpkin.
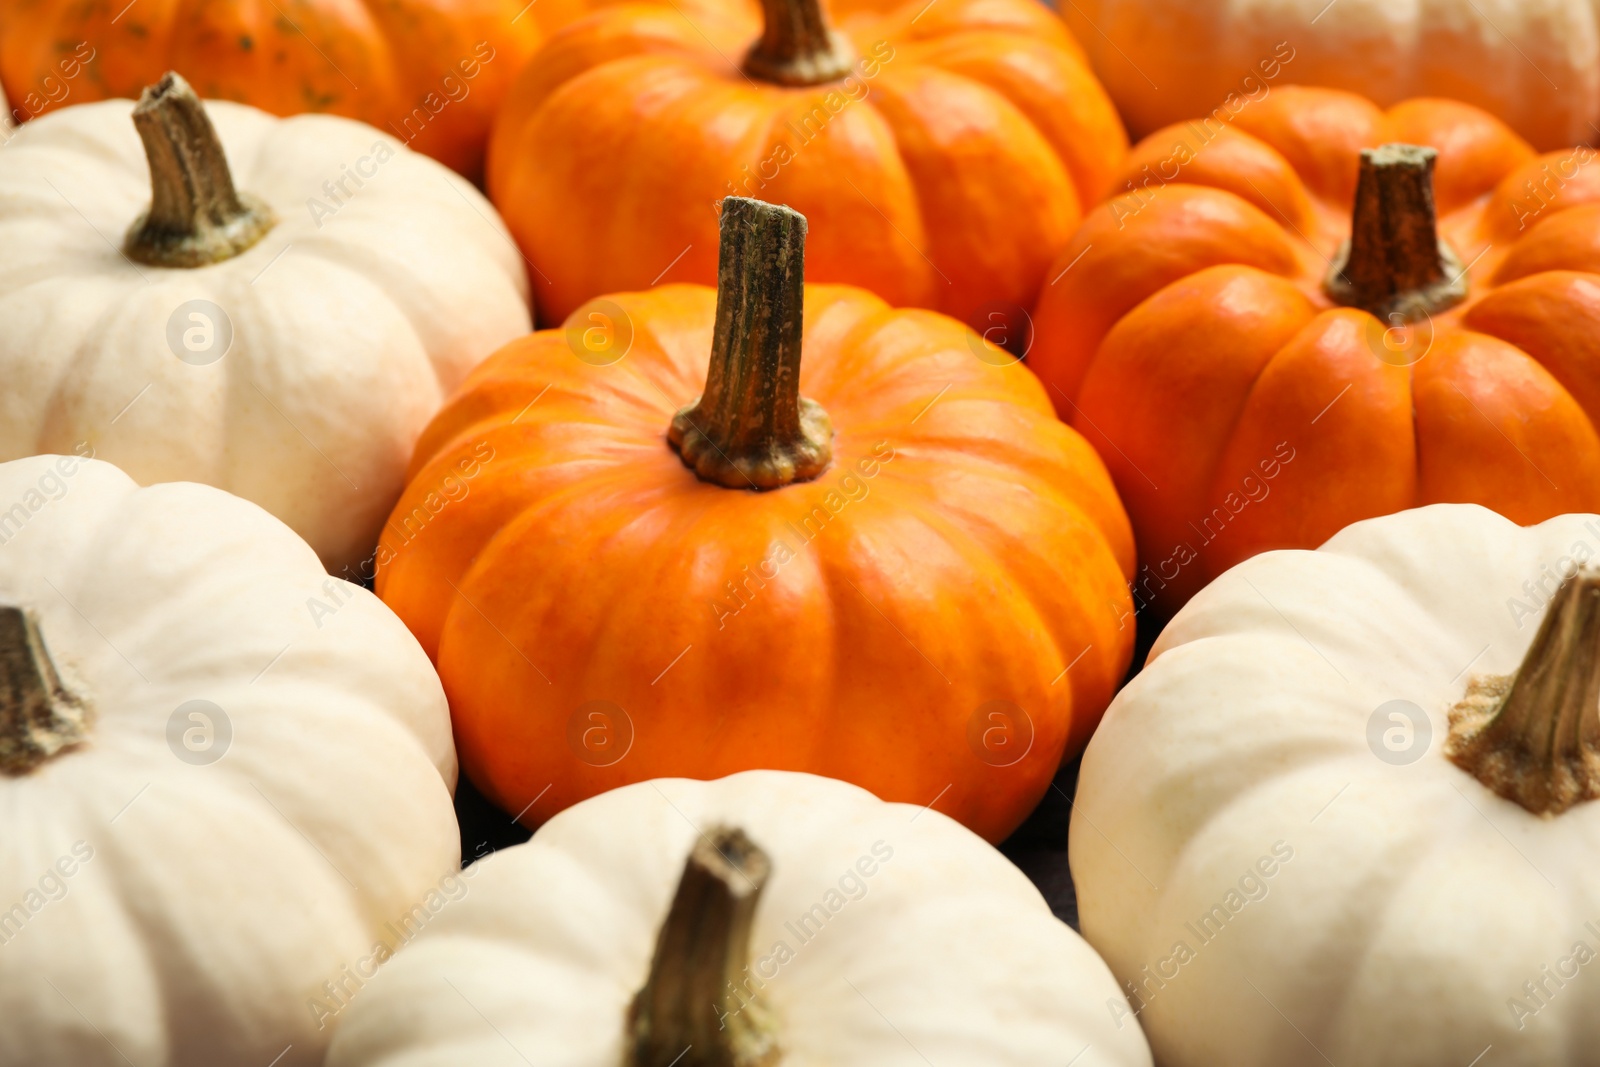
[0,0,587,179]
[1030,86,1600,615]
[376,198,1135,843]
[486,0,1126,336]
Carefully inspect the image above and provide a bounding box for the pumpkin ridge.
[1088,265,1312,585]
[885,429,1131,553]
[1462,272,1600,435]
[244,236,453,390]
[862,62,1078,325]
[441,454,692,640]
[1411,330,1600,520]
[807,478,1075,834]
[447,476,825,818]
[31,282,152,458]
[880,452,1130,721]
[900,28,1122,205]
[1032,186,1307,416]
[485,6,736,177]
[792,305,927,409]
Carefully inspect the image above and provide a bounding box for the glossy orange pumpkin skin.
[486,0,1126,332]
[376,283,1136,843]
[0,0,588,179]
[1031,86,1600,614]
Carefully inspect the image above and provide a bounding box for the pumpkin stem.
[1324,144,1467,323]
[744,0,858,86]
[1446,569,1600,815]
[625,827,781,1067]
[0,605,91,775]
[670,197,833,489]
[123,71,276,268]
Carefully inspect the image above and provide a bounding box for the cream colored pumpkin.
[0,455,460,1067]
[0,73,529,574]
[1064,0,1600,150]
[1072,503,1600,1066]
[326,770,1153,1067]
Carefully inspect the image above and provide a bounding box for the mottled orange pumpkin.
[376,198,1135,843]
[1030,86,1600,615]
[0,0,587,178]
[486,0,1126,335]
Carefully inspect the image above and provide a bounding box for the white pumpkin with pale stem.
[1071,503,1600,1066]
[0,72,529,573]
[1064,0,1600,151]
[325,770,1153,1067]
[0,455,459,1067]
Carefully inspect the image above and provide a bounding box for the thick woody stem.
[624,827,781,1067]
[123,72,275,268]
[0,605,91,775]
[1325,144,1468,323]
[669,198,833,489]
[1446,569,1600,815]
[743,0,858,86]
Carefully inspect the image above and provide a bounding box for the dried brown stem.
[624,827,781,1067]
[124,72,275,268]
[670,198,833,489]
[1325,144,1467,323]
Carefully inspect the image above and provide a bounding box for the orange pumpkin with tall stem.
[1030,86,1600,615]
[376,198,1135,843]
[486,0,1125,336]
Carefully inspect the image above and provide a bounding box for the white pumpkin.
[0,454,460,1066]
[1064,0,1600,151]
[325,770,1153,1067]
[1071,502,1600,1066]
[0,72,530,574]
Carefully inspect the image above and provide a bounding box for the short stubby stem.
[624,827,781,1067]
[1447,569,1600,815]
[669,197,833,489]
[123,71,276,268]
[743,0,858,86]
[1325,144,1468,324]
[0,605,91,775]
